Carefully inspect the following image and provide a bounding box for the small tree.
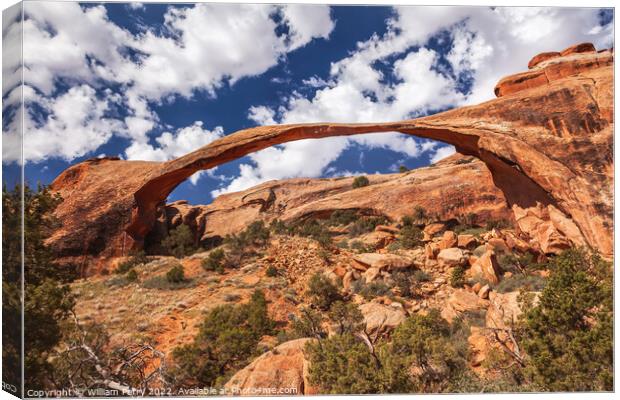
[352,176,370,189]
[170,290,274,388]
[243,220,270,246]
[399,165,409,173]
[161,224,195,258]
[306,333,385,394]
[383,310,470,393]
[399,225,423,249]
[290,307,326,339]
[202,248,226,274]
[307,273,341,311]
[520,249,612,391]
[327,301,364,335]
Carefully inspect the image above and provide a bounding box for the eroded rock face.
[48,44,614,263]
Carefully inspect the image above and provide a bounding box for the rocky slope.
[71,212,546,392]
[49,43,614,264]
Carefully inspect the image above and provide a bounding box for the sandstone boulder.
[441,289,489,322]
[425,242,440,260]
[560,42,596,56]
[437,248,467,267]
[352,253,413,271]
[363,267,381,283]
[468,327,491,367]
[423,223,446,240]
[438,231,457,250]
[468,250,501,285]
[359,302,406,334]
[504,233,530,253]
[224,338,314,395]
[528,51,560,69]
[342,270,355,292]
[356,230,394,250]
[486,238,509,254]
[457,234,478,249]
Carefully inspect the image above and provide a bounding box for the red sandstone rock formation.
[149,154,511,248]
[49,44,614,261]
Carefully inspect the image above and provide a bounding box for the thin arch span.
[126,119,556,244]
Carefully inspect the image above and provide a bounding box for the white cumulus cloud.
[213,6,612,197]
[3,2,336,164]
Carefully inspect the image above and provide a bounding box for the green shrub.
[399,165,409,173]
[142,268,195,290]
[498,252,546,275]
[400,214,415,228]
[307,273,341,310]
[223,221,269,268]
[306,333,385,394]
[290,307,326,339]
[265,265,278,277]
[290,220,332,248]
[243,220,270,245]
[348,216,389,237]
[328,301,364,335]
[386,241,402,252]
[385,310,471,392]
[305,310,472,394]
[450,266,466,288]
[392,271,413,297]
[398,225,423,249]
[352,176,370,188]
[170,290,275,388]
[126,269,138,282]
[454,226,485,237]
[317,248,332,263]
[412,270,431,283]
[336,240,349,249]
[352,280,391,301]
[269,219,288,234]
[328,210,358,226]
[3,184,77,390]
[105,275,132,288]
[458,309,487,327]
[412,205,428,223]
[202,248,226,274]
[162,224,196,258]
[520,249,612,391]
[349,240,372,253]
[166,265,185,283]
[223,293,241,303]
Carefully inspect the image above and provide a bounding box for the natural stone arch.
[49,47,613,260]
[127,120,551,239]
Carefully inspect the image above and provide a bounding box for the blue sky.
[2,3,614,204]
